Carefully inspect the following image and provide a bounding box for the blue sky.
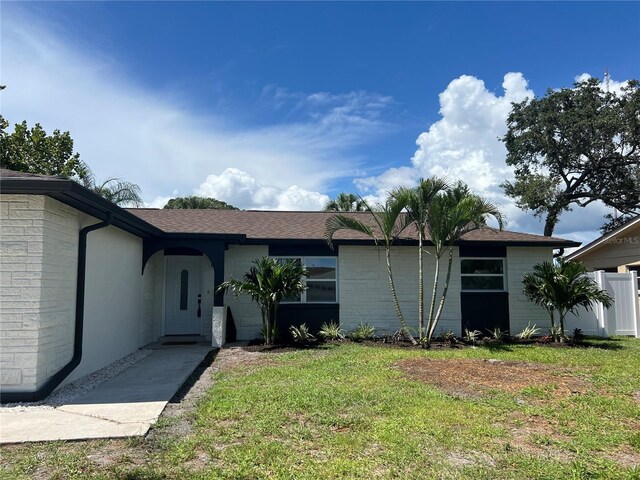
[2,2,639,243]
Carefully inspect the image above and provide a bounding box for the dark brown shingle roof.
[0,168,66,180]
[126,208,578,246]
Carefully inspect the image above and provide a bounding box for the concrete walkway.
[0,345,212,444]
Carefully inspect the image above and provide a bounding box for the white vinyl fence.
[565,270,640,338]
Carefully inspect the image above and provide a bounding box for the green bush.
[516,323,540,340]
[349,322,376,342]
[318,321,345,341]
[289,323,316,344]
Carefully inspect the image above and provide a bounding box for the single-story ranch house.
[0,169,578,402]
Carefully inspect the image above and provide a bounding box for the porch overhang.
[142,234,245,306]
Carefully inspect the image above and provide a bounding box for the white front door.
[165,256,203,335]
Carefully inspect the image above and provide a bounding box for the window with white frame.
[460,258,506,291]
[277,257,338,303]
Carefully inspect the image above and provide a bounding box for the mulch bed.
[396,358,591,399]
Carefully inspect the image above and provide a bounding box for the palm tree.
[324,194,418,344]
[324,193,366,212]
[393,177,448,340]
[523,259,613,341]
[82,173,143,207]
[217,257,307,345]
[424,182,504,347]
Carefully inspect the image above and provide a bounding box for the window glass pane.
[461,259,503,274]
[461,276,504,290]
[306,258,336,280]
[277,257,302,266]
[306,281,337,302]
[180,269,189,310]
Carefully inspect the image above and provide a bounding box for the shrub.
[318,321,345,341]
[487,326,508,341]
[290,323,316,344]
[571,328,585,342]
[463,328,482,344]
[349,322,376,342]
[516,323,540,340]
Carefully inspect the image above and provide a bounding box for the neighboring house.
[0,169,578,402]
[565,217,640,338]
[565,215,640,274]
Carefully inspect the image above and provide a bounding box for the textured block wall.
[0,195,79,392]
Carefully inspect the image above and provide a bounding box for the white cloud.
[195,168,330,210]
[355,72,627,241]
[1,7,391,208]
[356,73,534,228]
[574,72,630,95]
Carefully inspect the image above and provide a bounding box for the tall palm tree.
[324,194,418,344]
[82,173,143,207]
[424,182,504,347]
[324,193,366,212]
[217,257,307,345]
[393,177,448,340]
[523,259,613,340]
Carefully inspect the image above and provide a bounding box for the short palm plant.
[217,257,307,345]
[522,259,614,341]
[318,321,345,341]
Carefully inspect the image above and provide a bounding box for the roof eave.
[566,216,640,260]
[1,177,163,238]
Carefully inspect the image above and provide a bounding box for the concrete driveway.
[0,345,212,444]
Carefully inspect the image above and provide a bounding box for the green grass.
[2,337,640,479]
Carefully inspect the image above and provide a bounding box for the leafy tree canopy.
[163,196,239,210]
[599,211,638,235]
[1,116,144,206]
[324,193,366,212]
[0,116,90,181]
[502,78,640,236]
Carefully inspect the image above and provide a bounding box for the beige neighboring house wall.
[0,195,79,393]
[567,217,640,272]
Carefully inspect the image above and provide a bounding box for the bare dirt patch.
[397,358,590,399]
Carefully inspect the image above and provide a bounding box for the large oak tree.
[502,78,640,236]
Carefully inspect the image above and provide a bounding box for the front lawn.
[2,338,640,479]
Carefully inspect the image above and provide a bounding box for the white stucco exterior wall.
[0,195,79,392]
[338,245,462,335]
[506,247,553,335]
[223,245,268,340]
[201,255,215,339]
[64,222,145,384]
[141,251,165,345]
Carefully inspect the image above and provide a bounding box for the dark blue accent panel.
[277,304,340,334]
[460,292,509,332]
[269,243,338,257]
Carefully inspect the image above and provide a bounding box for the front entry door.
[165,256,203,335]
